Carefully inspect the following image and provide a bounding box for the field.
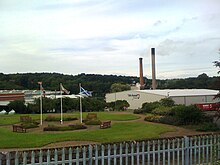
[0,112,175,149]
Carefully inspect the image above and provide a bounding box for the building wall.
[0,93,25,106]
[171,95,217,105]
[106,90,219,109]
[106,90,165,109]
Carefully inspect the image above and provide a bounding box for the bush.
[21,121,39,129]
[84,120,101,125]
[8,100,27,114]
[69,124,87,130]
[151,106,172,116]
[142,102,160,113]
[44,124,87,131]
[45,115,78,122]
[107,100,130,111]
[158,116,179,125]
[171,105,203,125]
[133,109,144,114]
[196,122,220,132]
[201,113,214,123]
[144,114,162,122]
[159,98,175,107]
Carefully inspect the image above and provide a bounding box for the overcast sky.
[0,0,220,79]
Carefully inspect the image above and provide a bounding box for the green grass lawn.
[0,122,174,149]
[0,114,41,125]
[0,112,139,125]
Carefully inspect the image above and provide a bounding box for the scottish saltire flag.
[60,83,70,95]
[79,86,92,97]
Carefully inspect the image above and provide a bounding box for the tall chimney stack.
[151,48,157,89]
[139,57,145,90]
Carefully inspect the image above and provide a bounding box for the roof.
[137,89,219,97]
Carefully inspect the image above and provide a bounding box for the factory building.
[105,89,219,109]
[106,48,219,109]
[0,92,25,106]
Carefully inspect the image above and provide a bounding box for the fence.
[0,134,220,165]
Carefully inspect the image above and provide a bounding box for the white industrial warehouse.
[106,48,219,109]
[105,89,220,109]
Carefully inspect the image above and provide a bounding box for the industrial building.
[106,48,220,109]
[105,89,219,109]
[0,91,25,106]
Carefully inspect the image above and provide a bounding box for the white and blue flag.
[79,86,92,97]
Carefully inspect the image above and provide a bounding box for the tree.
[214,60,220,99]
[107,100,129,110]
[8,100,27,114]
[213,59,220,122]
[110,83,131,93]
[214,60,220,74]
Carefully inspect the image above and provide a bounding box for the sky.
[0,0,220,79]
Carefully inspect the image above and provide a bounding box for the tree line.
[0,72,219,97]
[7,97,129,114]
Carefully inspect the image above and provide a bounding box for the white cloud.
[0,0,220,79]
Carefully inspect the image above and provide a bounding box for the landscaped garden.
[2,99,219,150]
[134,98,220,132]
[0,112,175,149]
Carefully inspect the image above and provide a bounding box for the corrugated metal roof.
[137,89,219,97]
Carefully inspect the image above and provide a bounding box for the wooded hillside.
[0,72,219,97]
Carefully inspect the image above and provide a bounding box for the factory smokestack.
[151,48,157,89]
[139,57,145,90]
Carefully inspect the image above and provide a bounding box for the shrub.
[133,109,144,114]
[107,100,130,111]
[201,113,214,123]
[44,124,87,131]
[158,116,179,125]
[171,105,203,125]
[21,122,39,129]
[69,124,87,130]
[144,114,162,122]
[84,120,101,125]
[196,122,220,132]
[142,101,160,113]
[151,106,172,116]
[45,115,78,122]
[159,98,175,107]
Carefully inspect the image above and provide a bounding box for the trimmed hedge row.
[21,121,40,129]
[45,115,78,122]
[43,124,87,131]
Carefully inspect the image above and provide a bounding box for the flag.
[38,82,46,97]
[60,83,70,95]
[79,86,92,97]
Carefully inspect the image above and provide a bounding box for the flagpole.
[40,83,43,126]
[79,83,83,123]
[60,83,63,124]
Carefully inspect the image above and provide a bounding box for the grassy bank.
[0,122,174,149]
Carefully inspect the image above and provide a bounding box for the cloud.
[0,0,220,78]
[153,20,162,26]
